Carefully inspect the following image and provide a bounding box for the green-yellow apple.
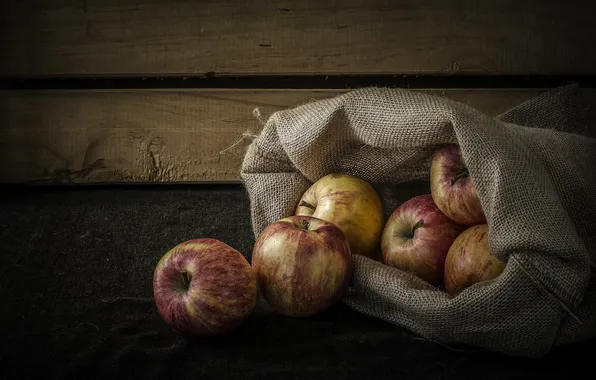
[444,224,506,296]
[430,144,486,226]
[294,173,384,259]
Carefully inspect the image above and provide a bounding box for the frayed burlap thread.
[240,84,596,358]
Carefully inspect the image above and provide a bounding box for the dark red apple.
[381,194,466,286]
[153,238,257,336]
[444,224,506,296]
[430,143,486,226]
[251,215,353,317]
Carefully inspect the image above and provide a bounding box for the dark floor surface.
[0,184,594,380]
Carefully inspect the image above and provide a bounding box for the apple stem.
[412,219,424,235]
[301,219,310,230]
[180,271,191,289]
[450,168,469,185]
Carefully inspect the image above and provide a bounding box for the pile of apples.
[382,143,505,294]
[152,143,505,337]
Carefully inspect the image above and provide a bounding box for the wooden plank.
[2,88,594,184]
[1,0,594,77]
[0,90,340,183]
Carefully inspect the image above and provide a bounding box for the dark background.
[1,184,593,380]
[2,1,596,378]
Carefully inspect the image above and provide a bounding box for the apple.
[294,173,384,259]
[444,224,506,296]
[380,194,466,286]
[430,144,486,226]
[251,215,353,317]
[153,238,257,336]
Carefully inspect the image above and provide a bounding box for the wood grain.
[1,0,594,76]
[2,88,594,184]
[0,90,339,183]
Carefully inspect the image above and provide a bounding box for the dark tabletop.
[0,184,593,380]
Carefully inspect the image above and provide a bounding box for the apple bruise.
[153,239,257,336]
[430,144,486,226]
[252,217,352,317]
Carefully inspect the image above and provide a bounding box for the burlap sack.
[240,84,596,358]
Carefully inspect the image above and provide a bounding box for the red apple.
[381,194,466,286]
[430,144,486,226]
[444,224,506,296]
[252,215,353,317]
[153,238,257,336]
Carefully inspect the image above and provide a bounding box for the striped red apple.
[252,215,353,317]
[444,224,506,296]
[430,144,486,226]
[381,194,466,286]
[153,238,257,336]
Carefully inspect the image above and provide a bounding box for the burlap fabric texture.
[240,84,596,358]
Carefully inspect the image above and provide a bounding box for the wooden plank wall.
[1,0,595,184]
[2,0,595,76]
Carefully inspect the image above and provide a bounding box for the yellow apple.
[294,173,384,259]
